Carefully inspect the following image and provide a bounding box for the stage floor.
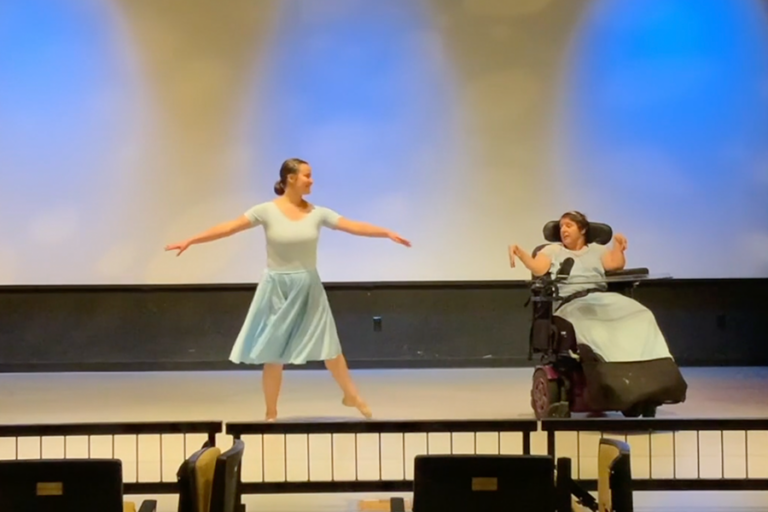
[1,366,767,511]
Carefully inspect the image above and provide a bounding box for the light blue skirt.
[229,268,342,365]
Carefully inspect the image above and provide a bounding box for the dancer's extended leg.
[325,354,372,419]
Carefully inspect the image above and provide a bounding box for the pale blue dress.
[538,243,673,363]
[229,201,342,365]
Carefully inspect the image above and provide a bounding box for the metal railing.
[542,418,768,491]
[0,421,223,494]
[227,419,538,494]
[4,417,767,497]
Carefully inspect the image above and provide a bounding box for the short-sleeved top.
[244,201,341,271]
[538,243,609,297]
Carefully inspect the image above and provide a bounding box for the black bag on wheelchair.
[578,344,688,413]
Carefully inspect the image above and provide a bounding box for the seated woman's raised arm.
[601,234,628,271]
[509,244,552,276]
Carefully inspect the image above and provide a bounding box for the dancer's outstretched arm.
[165,215,253,256]
[335,218,411,247]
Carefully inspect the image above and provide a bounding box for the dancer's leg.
[262,363,283,421]
[324,354,372,418]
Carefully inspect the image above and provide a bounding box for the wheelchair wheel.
[531,369,569,419]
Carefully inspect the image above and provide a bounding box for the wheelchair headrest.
[543,220,613,245]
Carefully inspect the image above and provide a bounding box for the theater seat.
[177,439,245,512]
[124,500,158,512]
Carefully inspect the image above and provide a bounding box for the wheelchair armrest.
[605,267,649,278]
[605,267,649,297]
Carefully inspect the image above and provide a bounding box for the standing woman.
[165,158,410,421]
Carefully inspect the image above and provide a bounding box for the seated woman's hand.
[613,234,628,252]
[508,244,521,267]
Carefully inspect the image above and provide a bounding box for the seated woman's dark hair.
[560,210,590,238]
[274,158,308,195]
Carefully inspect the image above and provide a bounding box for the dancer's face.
[289,164,314,195]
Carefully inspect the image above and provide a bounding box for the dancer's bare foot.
[342,395,372,419]
[265,409,278,422]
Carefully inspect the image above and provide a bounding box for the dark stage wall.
[0,279,766,372]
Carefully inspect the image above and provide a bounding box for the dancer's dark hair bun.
[274,158,308,196]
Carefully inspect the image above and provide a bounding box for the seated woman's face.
[560,218,584,248]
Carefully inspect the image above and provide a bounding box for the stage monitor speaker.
[0,459,123,512]
[412,454,555,512]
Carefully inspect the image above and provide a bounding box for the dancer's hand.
[387,231,411,247]
[165,239,192,256]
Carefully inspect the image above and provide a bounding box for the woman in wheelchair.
[510,211,672,363]
[509,211,687,418]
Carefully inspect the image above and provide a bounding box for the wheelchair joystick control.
[530,257,575,303]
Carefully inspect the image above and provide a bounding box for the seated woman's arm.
[601,234,628,271]
[509,245,552,276]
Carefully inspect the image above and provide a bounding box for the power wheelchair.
[527,220,688,419]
